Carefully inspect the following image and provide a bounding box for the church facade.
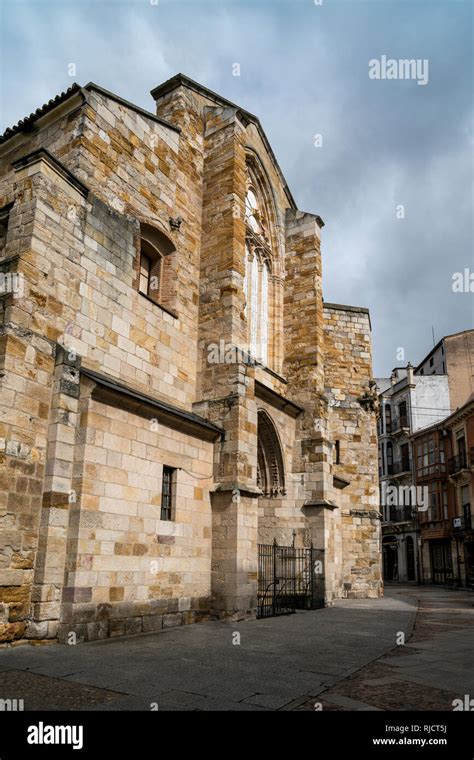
[0,74,382,643]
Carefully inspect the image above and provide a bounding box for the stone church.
[0,74,382,643]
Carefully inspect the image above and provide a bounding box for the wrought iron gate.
[257,539,325,618]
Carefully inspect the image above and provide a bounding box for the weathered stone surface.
[25,620,49,638]
[0,622,26,640]
[0,74,381,644]
[162,612,183,629]
[142,614,163,632]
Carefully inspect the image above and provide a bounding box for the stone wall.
[0,120,216,640]
[0,76,382,642]
[0,155,86,641]
[153,82,297,618]
[57,388,214,642]
[323,303,382,598]
[255,397,304,547]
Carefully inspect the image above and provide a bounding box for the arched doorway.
[257,410,285,497]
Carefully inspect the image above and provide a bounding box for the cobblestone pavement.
[0,586,471,711]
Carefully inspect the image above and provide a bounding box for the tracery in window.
[243,176,272,365]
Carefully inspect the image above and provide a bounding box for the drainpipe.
[418,535,425,585]
[455,538,462,586]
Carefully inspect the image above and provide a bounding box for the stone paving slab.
[0,590,418,711]
[297,586,474,711]
[0,670,124,711]
[298,660,461,712]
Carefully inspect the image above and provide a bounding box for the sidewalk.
[0,586,471,711]
[296,585,474,711]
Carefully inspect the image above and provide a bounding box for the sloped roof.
[0,82,179,146]
[415,329,474,373]
[1,75,301,212]
[0,83,83,144]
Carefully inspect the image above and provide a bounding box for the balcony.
[448,448,472,475]
[383,460,411,477]
[391,460,411,476]
[391,415,410,436]
[419,517,451,540]
[416,460,447,479]
[384,505,416,524]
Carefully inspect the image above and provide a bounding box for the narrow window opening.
[139,252,152,296]
[0,204,13,257]
[161,466,176,521]
[137,223,175,311]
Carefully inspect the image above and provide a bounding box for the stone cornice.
[333,475,351,490]
[210,483,262,497]
[303,499,338,510]
[84,82,180,134]
[81,367,224,443]
[11,148,89,198]
[323,301,371,331]
[255,380,303,418]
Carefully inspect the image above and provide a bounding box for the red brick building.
[445,395,474,588]
[412,395,474,588]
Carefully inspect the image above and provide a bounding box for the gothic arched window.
[244,179,272,365]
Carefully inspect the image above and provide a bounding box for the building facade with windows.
[0,75,382,644]
[377,331,474,586]
[412,396,474,588]
[412,423,453,585]
[416,331,474,410]
[443,396,474,588]
[377,365,450,583]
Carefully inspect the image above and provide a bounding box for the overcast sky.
[1,0,472,376]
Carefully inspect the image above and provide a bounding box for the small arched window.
[138,223,175,311]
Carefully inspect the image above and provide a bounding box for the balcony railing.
[448,450,469,475]
[384,461,410,477]
[384,505,416,523]
[392,460,411,475]
[392,415,409,434]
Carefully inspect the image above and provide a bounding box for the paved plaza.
[0,586,472,711]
